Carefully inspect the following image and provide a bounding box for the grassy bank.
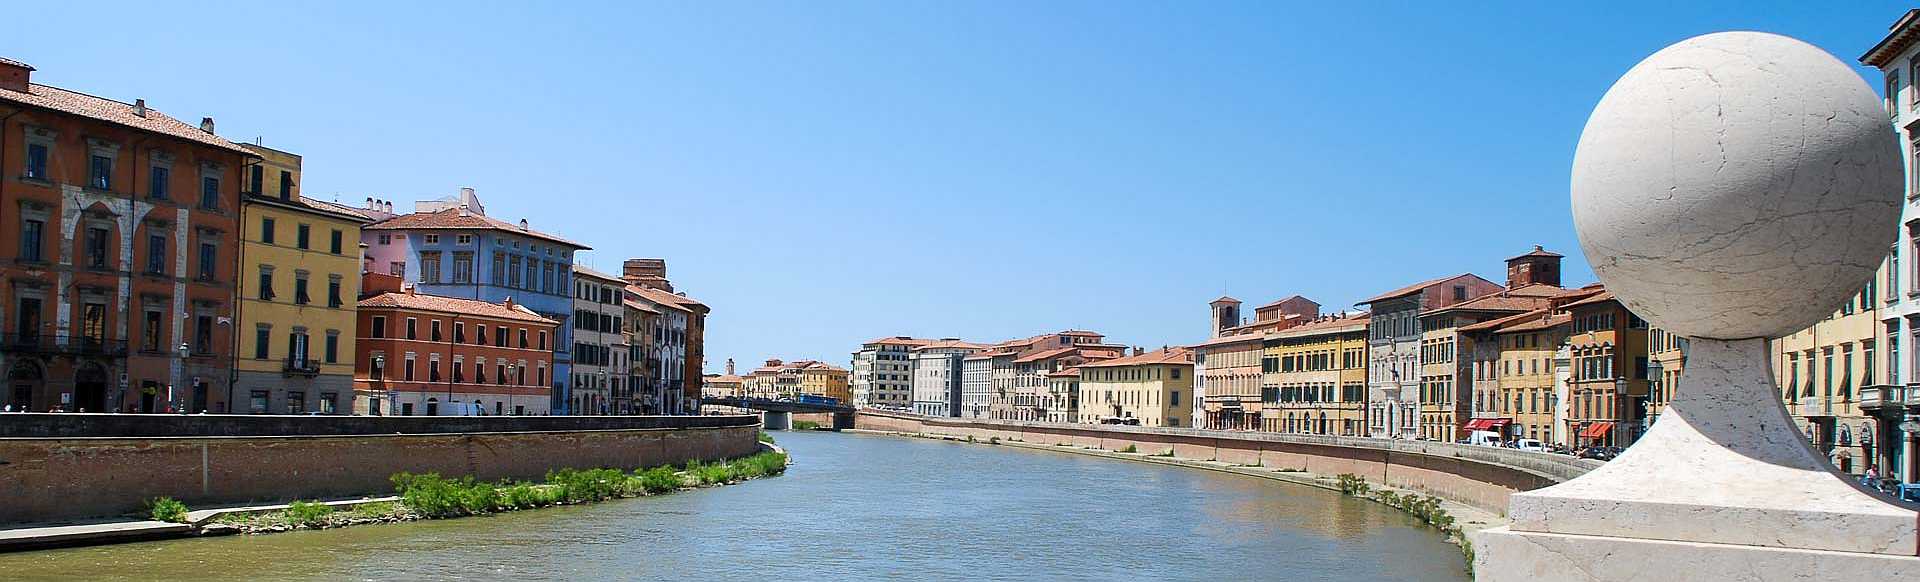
[200,449,788,534]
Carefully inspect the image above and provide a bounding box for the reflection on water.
[0,432,1468,581]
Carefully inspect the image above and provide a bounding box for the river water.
[0,431,1469,581]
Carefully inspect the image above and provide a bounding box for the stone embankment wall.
[0,414,762,524]
[856,410,1596,515]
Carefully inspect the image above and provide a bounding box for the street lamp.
[505,363,518,416]
[597,370,607,415]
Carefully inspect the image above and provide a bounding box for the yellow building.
[1464,308,1572,444]
[1076,348,1193,428]
[1261,315,1369,436]
[1772,282,1879,476]
[800,361,851,403]
[1194,333,1264,430]
[234,144,370,414]
[1647,326,1686,427]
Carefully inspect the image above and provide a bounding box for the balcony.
[1859,384,1900,410]
[1796,397,1833,416]
[282,357,322,377]
[1,334,128,357]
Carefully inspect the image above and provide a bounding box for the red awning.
[1464,418,1494,430]
[1487,418,1513,428]
[1581,421,1614,439]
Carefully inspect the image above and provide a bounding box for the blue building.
[359,189,590,414]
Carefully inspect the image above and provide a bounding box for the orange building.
[352,273,558,416]
[0,57,252,413]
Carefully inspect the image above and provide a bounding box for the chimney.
[458,204,470,218]
[503,296,515,309]
[365,197,375,210]
[0,58,33,93]
[725,358,735,376]
[132,99,146,118]
[519,218,528,230]
[199,117,215,134]
[384,201,393,214]
[405,284,416,296]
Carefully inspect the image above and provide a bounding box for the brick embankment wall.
[0,415,761,524]
[855,410,1596,515]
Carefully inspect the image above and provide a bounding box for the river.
[0,431,1470,581]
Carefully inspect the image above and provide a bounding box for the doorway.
[73,363,108,413]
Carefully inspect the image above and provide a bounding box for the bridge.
[700,397,855,430]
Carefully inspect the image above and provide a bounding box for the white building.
[852,336,927,409]
[1856,11,1920,486]
[570,266,626,415]
[960,353,995,419]
[911,340,985,417]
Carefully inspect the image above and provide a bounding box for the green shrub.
[285,500,334,528]
[988,437,1000,445]
[145,497,189,523]
[1337,473,1371,496]
[1156,449,1175,457]
[391,472,497,518]
[637,466,683,494]
[501,483,560,509]
[757,431,776,444]
[793,420,821,430]
[1119,445,1138,453]
[548,468,625,503]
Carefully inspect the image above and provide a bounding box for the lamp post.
[372,355,386,415]
[170,342,188,414]
[1614,378,1629,447]
[505,363,517,416]
[597,369,607,416]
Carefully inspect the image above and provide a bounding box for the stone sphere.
[1571,32,1902,340]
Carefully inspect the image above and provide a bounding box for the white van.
[1466,430,1503,447]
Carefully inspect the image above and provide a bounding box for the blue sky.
[10,1,1909,370]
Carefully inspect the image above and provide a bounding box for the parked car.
[1577,446,1621,461]
[1465,430,1503,447]
[1512,439,1548,452]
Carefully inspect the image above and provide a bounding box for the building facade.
[234,144,370,414]
[1774,284,1881,476]
[1261,315,1369,436]
[358,188,588,413]
[351,273,557,416]
[1076,348,1193,427]
[571,266,626,415]
[1362,273,1503,439]
[852,336,926,408]
[911,340,983,417]
[1196,333,1265,430]
[960,352,994,419]
[1,58,250,414]
[1563,291,1652,448]
[1858,7,1920,491]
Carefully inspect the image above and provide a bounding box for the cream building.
[1261,315,1369,436]
[852,336,928,408]
[1076,348,1193,428]
[910,339,985,417]
[1773,284,1881,476]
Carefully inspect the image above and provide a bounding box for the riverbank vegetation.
[144,497,189,523]
[792,420,822,430]
[1334,473,1471,571]
[206,451,789,534]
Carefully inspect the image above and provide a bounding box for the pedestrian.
[1864,464,1881,490]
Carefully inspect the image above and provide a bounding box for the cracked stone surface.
[1474,527,1920,582]
[1570,31,1901,340]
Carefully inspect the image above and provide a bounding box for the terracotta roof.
[915,339,988,352]
[1425,291,1554,316]
[1503,313,1571,333]
[1363,273,1483,304]
[863,336,932,347]
[1048,367,1082,378]
[1506,245,1565,261]
[1563,289,1619,310]
[629,285,707,313]
[1458,309,1547,333]
[708,374,746,383]
[1191,332,1266,349]
[364,207,589,249]
[358,292,557,324]
[1256,295,1316,310]
[1504,283,1567,297]
[622,299,659,315]
[0,57,34,70]
[802,361,848,373]
[0,80,255,156]
[1081,347,1194,368]
[1266,315,1371,339]
[298,197,375,222]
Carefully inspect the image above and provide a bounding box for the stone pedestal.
[1474,527,1920,582]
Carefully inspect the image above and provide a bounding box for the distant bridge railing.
[701,396,854,414]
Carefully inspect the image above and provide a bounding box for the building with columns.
[0,57,252,414]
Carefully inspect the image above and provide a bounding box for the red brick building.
[0,57,252,413]
[352,273,558,416]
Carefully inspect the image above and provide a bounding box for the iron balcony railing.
[283,357,322,377]
[2,334,128,357]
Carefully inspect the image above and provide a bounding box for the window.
[278,170,293,198]
[89,155,112,189]
[406,317,418,340]
[495,326,507,347]
[258,270,275,301]
[146,234,167,274]
[255,327,271,359]
[421,252,442,284]
[293,274,310,305]
[475,325,487,345]
[328,278,343,308]
[455,322,466,343]
[20,219,44,262]
[431,320,443,342]
[296,224,310,250]
[404,357,416,381]
[201,176,220,210]
[84,227,109,268]
[377,234,391,245]
[430,359,442,382]
[519,328,529,348]
[1892,70,1905,117]
[456,234,473,245]
[287,391,305,414]
[453,253,473,284]
[423,234,439,244]
[260,217,275,244]
[319,393,336,414]
[248,165,263,194]
[24,142,47,179]
[325,332,339,363]
[389,261,405,277]
[329,230,343,254]
[371,316,387,339]
[289,331,309,364]
[195,315,213,354]
[193,240,219,280]
[250,391,269,414]
[150,165,170,199]
[143,310,163,351]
